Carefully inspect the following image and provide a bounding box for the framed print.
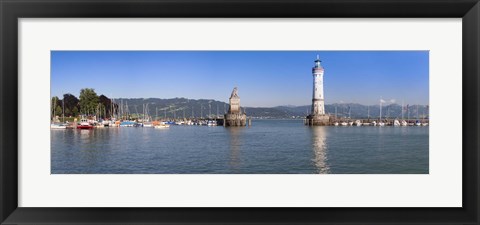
[1,0,479,224]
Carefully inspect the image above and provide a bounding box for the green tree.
[79,88,99,115]
[65,108,71,116]
[55,105,63,117]
[99,95,113,118]
[51,96,59,111]
[63,93,79,116]
[72,106,79,117]
[51,96,60,119]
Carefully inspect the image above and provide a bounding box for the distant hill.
[115,97,227,119]
[116,98,429,119]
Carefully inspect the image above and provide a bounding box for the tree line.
[51,88,118,118]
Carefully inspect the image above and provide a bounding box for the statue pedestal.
[306,114,331,126]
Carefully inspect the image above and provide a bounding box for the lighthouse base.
[224,113,247,126]
[305,114,331,126]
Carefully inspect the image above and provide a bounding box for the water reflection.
[73,128,95,142]
[227,127,243,171]
[311,126,329,174]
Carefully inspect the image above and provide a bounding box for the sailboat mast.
[379,99,382,121]
[53,97,56,121]
[401,100,404,120]
[62,97,65,123]
[348,106,351,119]
[367,105,370,119]
[416,105,419,119]
[387,106,389,119]
[111,97,113,119]
[407,105,410,120]
[335,105,337,119]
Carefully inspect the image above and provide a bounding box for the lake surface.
[51,119,429,174]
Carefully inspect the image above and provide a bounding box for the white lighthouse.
[312,55,325,115]
[306,55,330,126]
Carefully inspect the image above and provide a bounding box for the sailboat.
[143,103,154,127]
[393,119,401,126]
[50,123,67,129]
[154,121,170,129]
[355,120,362,126]
[51,97,68,129]
[378,98,385,126]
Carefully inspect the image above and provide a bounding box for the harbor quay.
[51,113,253,129]
[305,116,429,126]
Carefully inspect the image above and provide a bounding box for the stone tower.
[229,87,241,113]
[224,87,247,126]
[306,55,330,126]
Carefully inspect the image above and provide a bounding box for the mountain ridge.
[114,97,429,119]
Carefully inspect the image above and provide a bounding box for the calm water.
[51,120,429,174]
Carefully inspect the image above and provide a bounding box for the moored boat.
[143,122,154,127]
[50,123,67,129]
[120,121,136,127]
[355,120,362,126]
[207,120,217,126]
[393,119,401,126]
[154,122,170,129]
[77,118,94,129]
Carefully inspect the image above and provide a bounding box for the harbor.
[51,87,253,130]
[50,51,429,174]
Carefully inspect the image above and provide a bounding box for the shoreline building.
[224,87,247,126]
[306,55,330,126]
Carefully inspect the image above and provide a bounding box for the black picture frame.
[1,0,479,224]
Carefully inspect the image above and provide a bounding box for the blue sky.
[51,51,429,107]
